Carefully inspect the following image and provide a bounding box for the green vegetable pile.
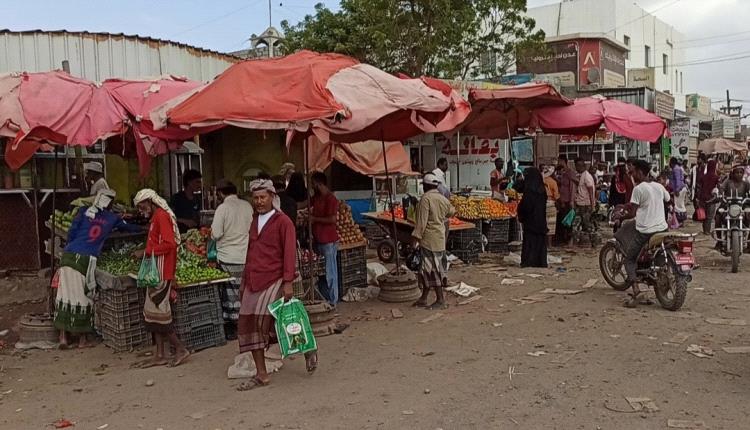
[98,242,141,276]
[175,244,229,286]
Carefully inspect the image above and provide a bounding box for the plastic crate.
[177,321,226,352]
[483,219,510,242]
[98,287,144,310]
[175,283,221,307]
[173,301,223,334]
[97,302,144,331]
[451,249,480,264]
[101,324,151,353]
[508,218,520,242]
[337,245,367,294]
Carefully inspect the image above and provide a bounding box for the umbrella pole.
[590,134,596,165]
[455,131,460,192]
[304,136,316,302]
[48,146,59,313]
[381,132,401,273]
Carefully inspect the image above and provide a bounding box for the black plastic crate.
[98,287,144,309]
[97,303,144,331]
[486,243,510,254]
[177,321,226,352]
[173,301,223,334]
[175,283,221,307]
[483,219,510,241]
[101,324,151,353]
[508,218,520,242]
[451,249,480,264]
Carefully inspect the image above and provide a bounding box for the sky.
[2,0,749,108]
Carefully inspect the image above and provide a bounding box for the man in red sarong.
[237,179,318,391]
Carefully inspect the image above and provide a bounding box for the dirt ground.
[1,221,749,430]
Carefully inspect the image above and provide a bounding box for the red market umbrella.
[103,76,209,176]
[152,50,470,143]
[461,82,572,139]
[308,138,414,175]
[4,71,127,170]
[531,96,668,142]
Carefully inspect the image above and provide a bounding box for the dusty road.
[1,222,749,430]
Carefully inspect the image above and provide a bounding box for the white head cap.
[84,161,104,174]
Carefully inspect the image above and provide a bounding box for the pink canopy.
[531,96,668,142]
[102,77,206,176]
[4,71,127,170]
[460,82,572,139]
[152,50,470,144]
[308,138,413,175]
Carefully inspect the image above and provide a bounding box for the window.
[480,50,497,76]
[623,35,630,60]
[663,54,669,74]
[645,45,651,67]
[680,71,683,93]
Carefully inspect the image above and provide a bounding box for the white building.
[527,0,686,108]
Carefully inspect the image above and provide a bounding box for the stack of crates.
[448,224,481,264]
[337,244,367,295]
[483,218,511,254]
[97,286,151,353]
[172,284,226,352]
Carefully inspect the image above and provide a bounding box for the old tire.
[655,271,688,312]
[378,287,421,303]
[377,241,395,264]
[731,230,741,273]
[599,241,629,291]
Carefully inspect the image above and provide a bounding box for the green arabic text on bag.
[268,297,317,358]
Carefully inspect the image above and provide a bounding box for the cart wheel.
[377,241,396,264]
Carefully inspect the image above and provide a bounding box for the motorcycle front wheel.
[599,241,629,291]
[655,262,688,311]
[731,230,741,273]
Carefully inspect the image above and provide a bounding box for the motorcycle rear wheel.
[655,264,688,311]
[599,241,629,291]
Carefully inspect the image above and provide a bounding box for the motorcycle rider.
[613,159,671,308]
[720,165,750,198]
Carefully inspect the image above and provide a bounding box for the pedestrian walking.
[572,158,597,246]
[236,179,317,390]
[698,159,720,234]
[412,173,456,310]
[518,167,549,268]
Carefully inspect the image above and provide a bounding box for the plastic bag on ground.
[268,298,317,359]
[446,282,479,297]
[367,262,389,286]
[227,352,283,379]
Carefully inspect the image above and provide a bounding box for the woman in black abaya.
[517,167,549,268]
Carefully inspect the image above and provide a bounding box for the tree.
[281,0,545,80]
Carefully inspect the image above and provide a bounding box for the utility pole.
[269,0,272,28]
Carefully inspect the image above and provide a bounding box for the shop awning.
[698,138,747,154]
[102,77,209,176]
[152,50,470,144]
[4,71,127,170]
[460,82,572,139]
[531,95,668,142]
[308,138,414,176]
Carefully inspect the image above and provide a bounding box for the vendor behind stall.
[211,180,253,340]
[54,189,141,348]
[170,169,202,233]
[84,162,110,196]
[310,172,340,306]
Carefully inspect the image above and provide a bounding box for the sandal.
[237,376,269,391]
[305,351,319,374]
[427,302,448,310]
[412,300,428,308]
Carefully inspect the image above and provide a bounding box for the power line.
[169,0,265,38]
[605,0,682,34]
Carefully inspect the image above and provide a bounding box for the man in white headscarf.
[236,179,317,390]
[133,189,189,368]
[54,189,141,348]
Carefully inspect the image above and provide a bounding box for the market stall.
[47,205,232,352]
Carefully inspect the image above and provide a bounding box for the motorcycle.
[599,221,696,311]
[711,194,750,273]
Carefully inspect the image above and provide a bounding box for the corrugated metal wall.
[0,31,237,82]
